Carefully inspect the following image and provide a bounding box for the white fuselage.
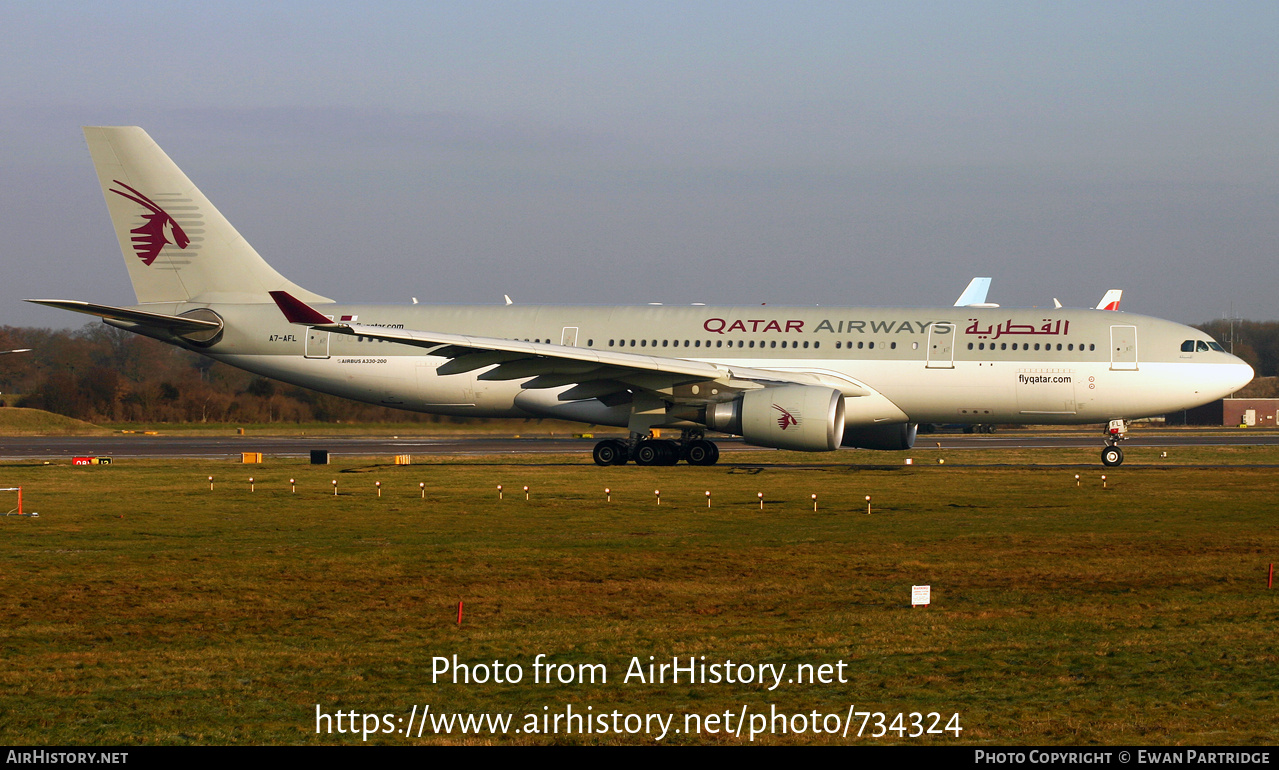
[132,302,1253,429]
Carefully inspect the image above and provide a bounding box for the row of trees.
[0,319,1275,425]
[1191,320,1279,384]
[0,324,452,424]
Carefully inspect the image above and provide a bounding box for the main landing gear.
[1101,419,1127,467]
[592,432,721,467]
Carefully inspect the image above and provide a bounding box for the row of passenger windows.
[509,336,1101,354]
[968,342,1095,352]
[607,339,821,349]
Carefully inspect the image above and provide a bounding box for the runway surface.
[0,430,1275,460]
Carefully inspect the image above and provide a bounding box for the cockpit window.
[1208,341,1225,352]
[1197,341,1211,352]
[1181,340,1195,352]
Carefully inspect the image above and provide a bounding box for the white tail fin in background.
[954,277,999,308]
[1096,289,1122,311]
[84,126,332,306]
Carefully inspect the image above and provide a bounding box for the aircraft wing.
[270,292,868,404]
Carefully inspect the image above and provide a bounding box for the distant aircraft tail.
[83,126,331,306]
[954,277,996,307]
[1096,289,1122,311]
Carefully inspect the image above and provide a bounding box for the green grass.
[0,407,110,436]
[0,449,1275,745]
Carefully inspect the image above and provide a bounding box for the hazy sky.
[3,1,1276,327]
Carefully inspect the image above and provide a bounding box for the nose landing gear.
[1101,419,1127,467]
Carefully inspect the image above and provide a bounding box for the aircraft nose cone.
[1231,359,1255,392]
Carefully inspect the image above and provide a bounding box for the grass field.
[0,447,1275,745]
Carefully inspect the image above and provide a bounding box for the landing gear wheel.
[686,439,720,466]
[1101,446,1124,467]
[593,439,628,466]
[634,441,663,466]
[656,440,681,466]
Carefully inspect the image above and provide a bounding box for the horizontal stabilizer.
[25,299,222,332]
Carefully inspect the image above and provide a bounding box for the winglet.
[270,291,335,326]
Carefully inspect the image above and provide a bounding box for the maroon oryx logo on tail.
[108,180,189,265]
[773,404,798,430]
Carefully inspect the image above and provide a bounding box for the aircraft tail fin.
[83,126,331,306]
[1096,289,1122,311]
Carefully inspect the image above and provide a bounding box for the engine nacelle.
[841,421,917,451]
[706,385,846,452]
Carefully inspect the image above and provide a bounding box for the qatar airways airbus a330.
[30,127,1253,467]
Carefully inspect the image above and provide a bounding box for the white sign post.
[911,585,931,608]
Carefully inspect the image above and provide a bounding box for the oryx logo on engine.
[109,180,190,265]
[773,404,798,430]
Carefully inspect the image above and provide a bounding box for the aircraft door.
[925,322,956,369]
[1110,325,1138,370]
[305,317,333,359]
[561,326,579,347]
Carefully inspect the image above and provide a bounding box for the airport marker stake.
[457,598,463,626]
[290,478,296,493]
[332,479,337,496]
[605,487,611,503]
[376,481,381,498]
[420,482,425,499]
[524,485,529,501]
[497,485,503,500]
[208,476,213,492]
[758,492,764,510]
[249,477,254,493]
[812,493,817,512]
[706,491,711,508]
[1075,474,1080,487]
[1269,563,1274,589]
[655,489,661,506]
[1101,475,1107,489]
[866,495,872,515]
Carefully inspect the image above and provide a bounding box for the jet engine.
[841,421,917,450]
[705,385,845,452]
